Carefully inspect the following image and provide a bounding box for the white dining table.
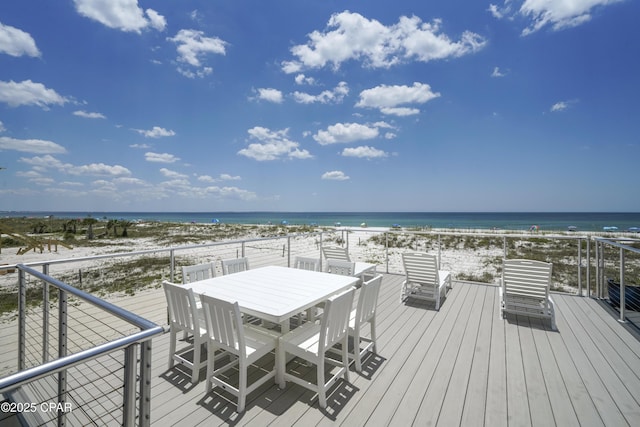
[183,265,359,332]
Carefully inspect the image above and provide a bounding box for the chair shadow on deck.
[502,312,559,332]
[403,297,447,311]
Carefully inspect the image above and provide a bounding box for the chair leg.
[317,359,326,408]
[238,360,247,413]
[205,343,214,393]
[168,328,176,369]
[342,335,350,382]
[370,317,377,354]
[276,343,286,388]
[192,339,201,383]
[353,330,362,373]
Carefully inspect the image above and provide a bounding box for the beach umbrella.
[281,220,288,225]
[360,222,367,228]
[211,218,220,224]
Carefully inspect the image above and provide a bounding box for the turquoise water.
[3,211,640,232]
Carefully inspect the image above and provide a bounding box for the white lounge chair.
[163,281,207,383]
[277,287,355,409]
[200,294,278,413]
[221,257,250,275]
[401,252,451,310]
[500,259,556,330]
[322,246,351,262]
[349,274,383,372]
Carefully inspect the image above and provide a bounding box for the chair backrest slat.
[319,288,355,352]
[322,246,351,262]
[503,259,552,299]
[356,275,383,326]
[222,257,250,275]
[402,252,439,285]
[200,294,245,356]
[325,259,355,276]
[163,281,199,333]
[182,262,216,283]
[294,256,320,271]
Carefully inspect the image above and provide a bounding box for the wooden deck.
[115,273,640,426]
[3,272,640,426]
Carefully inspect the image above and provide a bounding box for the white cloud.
[0,136,67,154]
[238,127,312,161]
[0,22,40,57]
[489,0,621,35]
[342,146,388,159]
[204,186,257,201]
[73,0,165,33]
[74,110,107,119]
[356,82,440,116]
[168,29,227,77]
[313,122,381,145]
[491,66,507,77]
[70,163,131,176]
[220,173,241,181]
[0,80,70,109]
[321,170,350,180]
[550,101,570,112]
[282,11,486,72]
[0,120,5,132]
[254,88,284,103]
[293,81,349,104]
[145,152,180,163]
[134,126,175,138]
[159,168,188,179]
[145,9,167,31]
[294,74,316,85]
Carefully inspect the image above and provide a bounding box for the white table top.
[184,265,359,324]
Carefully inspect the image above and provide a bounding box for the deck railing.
[0,264,163,427]
[593,236,640,325]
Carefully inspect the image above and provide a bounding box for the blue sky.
[0,0,638,213]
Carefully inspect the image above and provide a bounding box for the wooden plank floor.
[3,273,640,426]
[130,274,640,427]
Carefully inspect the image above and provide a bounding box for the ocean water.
[3,211,640,232]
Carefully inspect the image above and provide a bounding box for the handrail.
[17,264,159,330]
[0,326,162,394]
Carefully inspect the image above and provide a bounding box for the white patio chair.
[500,259,556,330]
[401,252,451,310]
[322,246,351,262]
[179,262,215,338]
[294,256,321,271]
[222,257,250,275]
[163,281,207,383]
[182,262,216,283]
[200,294,278,413]
[349,274,383,372]
[293,256,322,324]
[325,259,356,276]
[277,287,355,409]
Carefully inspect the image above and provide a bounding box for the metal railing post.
[578,239,582,296]
[58,288,68,427]
[595,241,600,298]
[18,268,26,371]
[319,231,324,271]
[586,238,591,297]
[139,339,152,427]
[503,236,507,259]
[169,249,175,282]
[287,236,291,267]
[385,232,389,274]
[122,344,138,427]
[43,264,50,363]
[437,234,442,269]
[619,248,626,323]
[241,241,246,258]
